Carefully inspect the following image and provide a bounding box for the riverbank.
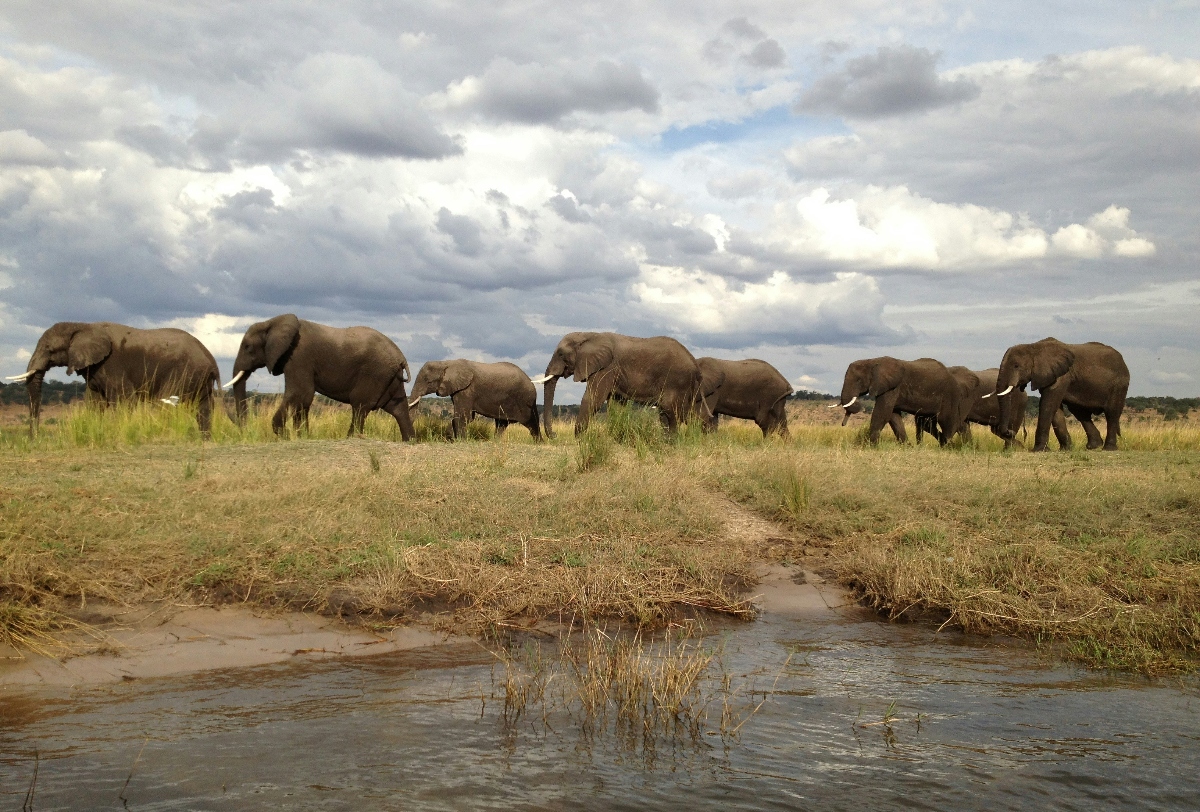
[2,402,1198,674]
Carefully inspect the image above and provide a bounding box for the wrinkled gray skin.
[914,368,1039,449]
[697,357,792,438]
[19,322,219,437]
[540,332,707,438]
[838,357,973,447]
[409,359,540,440]
[230,314,414,440]
[995,338,1129,451]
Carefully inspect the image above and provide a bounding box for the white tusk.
[6,371,35,381]
[408,398,420,408]
[222,370,246,390]
[997,385,1014,397]
[843,396,857,408]
[529,374,554,384]
[161,395,180,407]
[981,392,992,399]
[826,403,841,408]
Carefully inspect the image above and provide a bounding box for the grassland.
[1,397,1198,674]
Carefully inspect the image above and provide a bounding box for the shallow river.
[2,583,1198,810]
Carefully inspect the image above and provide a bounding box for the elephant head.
[226,314,300,425]
[994,338,1074,439]
[833,357,904,423]
[408,360,474,408]
[533,332,611,439]
[7,322,113,433]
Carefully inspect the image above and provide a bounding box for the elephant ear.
[868,358,905,397]
[698,360,725,397]
[265,314,301,375]
[67,327,113,374]
[1030,340,1075,391]
[438,362,474,396]
[573,336,614,382]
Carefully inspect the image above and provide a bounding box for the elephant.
[227,314,415,440]
[408,359,540,440]
[913,367,1036,448]
[532,332,707,438]
[994,337,1129,451]
[697,357,792,438]
[7,321,219,436]
[834,357,973,446]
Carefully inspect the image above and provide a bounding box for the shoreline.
[0,563,852,688]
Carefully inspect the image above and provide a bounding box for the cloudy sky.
[1,1,1197,398]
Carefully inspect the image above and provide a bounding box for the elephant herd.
[6,318,1130,452]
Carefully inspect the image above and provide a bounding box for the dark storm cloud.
[436,208,485,257]
[798,46,979,118]
[465,59,659,123]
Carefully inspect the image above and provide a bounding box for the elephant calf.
[409,359,540,440]
[697,357,792,438]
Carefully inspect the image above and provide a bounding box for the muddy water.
[2,571,1198,811]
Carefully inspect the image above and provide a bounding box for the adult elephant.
[994,338,1129,451]
[697,357,792,438]
[833,357,973,446]
[532,332,706,438]
[7,322,219,436]
[408,359,540,440]
[226,314,414,440]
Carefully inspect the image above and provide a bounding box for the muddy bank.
[0,565,856,688]
[0,602,469,687]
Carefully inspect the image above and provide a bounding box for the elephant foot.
[1103,443,1120,451]
[1086,442,1103,450]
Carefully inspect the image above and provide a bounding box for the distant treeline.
[0,381,88,406]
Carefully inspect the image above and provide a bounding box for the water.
[3,604,1197,810]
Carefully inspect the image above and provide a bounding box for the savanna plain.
[2,397,1199,677]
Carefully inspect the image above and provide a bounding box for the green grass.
[2,398,1199,673]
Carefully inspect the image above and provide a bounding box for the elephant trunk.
[232,376,249,426]
[995,365,1022,439]
[542,375,559,439]
[25,369,46,436]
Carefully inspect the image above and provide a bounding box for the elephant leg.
[870,391,900,444]
[524,409,541,441]
[382,390,415,442]
[960,423,974,443]
[575,373,616,436]
[1077,410,1104,450]
[197,391,213,439]
[770,401,790,439]
[451,402,471,440]
[494,419,509,439]
[1103,397,1124,451]
[707,411,720,433]
[1050,408,1071,450]
[889,412,909,444]
[348,404,367,437]
[1034,390,1069,452]
[271,401,289,436]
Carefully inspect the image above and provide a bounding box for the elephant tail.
[401,359,411,383]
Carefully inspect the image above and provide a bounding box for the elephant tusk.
[997,385,1014,397]
[831,396,858,409]
[826,403,841,408]
[529,374,554,384]
[161,395,180,407]
[222,370,246,390]
[981,392,992,399]
[6,371,35,381]
[408,398,420,408]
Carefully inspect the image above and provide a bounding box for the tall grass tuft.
[576,424,614,471]
[605,401,665,450]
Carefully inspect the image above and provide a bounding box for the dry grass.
[2,397,1199,673]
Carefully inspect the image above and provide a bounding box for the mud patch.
[0,603,466,687]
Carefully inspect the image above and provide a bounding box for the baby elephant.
[409,360,540,440]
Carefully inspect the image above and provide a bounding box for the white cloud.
[1149,370,1194,385]
[632,265,893,344]
[162,313,256,358]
